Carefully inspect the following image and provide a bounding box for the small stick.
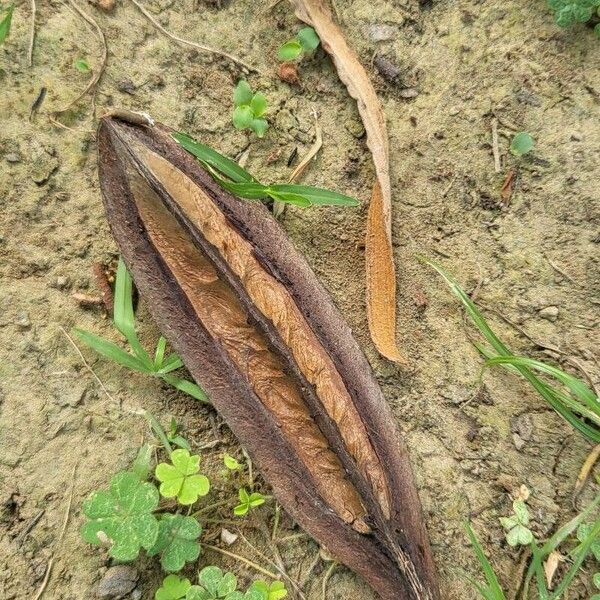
[573,444,600,504]
[59,326,120,408]
[491,118,501,173]
[203,544,278,579]
[16,509,45,546]
[242,447,253,488]
[545,255,577,285]
[28,0,37,66]
[54,0,108,115]
[129,0,257,73]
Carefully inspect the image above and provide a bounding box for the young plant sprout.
[547,0,600,37]
[173,131,360,208]
[74,257,208,402]
[499,500,533,546]
[232,80,268,138]
[277,26,320,61]
[510,132,535,157]
[74,58,91,73]
[0,3,14,43]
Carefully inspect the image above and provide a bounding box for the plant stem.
[203,544,278,579]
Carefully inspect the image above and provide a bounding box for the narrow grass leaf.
[73,328,150,373]
[465,523,506,599]
[161,374,209,403]
[0,4,14,44]
[154,336,167,369]
[268,184,360,206]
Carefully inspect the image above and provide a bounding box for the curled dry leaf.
[97,115,438,600]
[289,0,405,363]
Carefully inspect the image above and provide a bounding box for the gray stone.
[539,306,559,322]
[96,566,139,598]
[368,24,397,42]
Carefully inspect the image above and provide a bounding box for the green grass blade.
[73,328,151,373]
[144,412,173,456]
[465,523,506,599]
[161,374,209,403]
[157,353,184,374]
[154,336,167,370]
[172,132,256,183]
[213,178,271,199]
[268,190,311,208]
[0,4,14,43]
[529,542,550,600]
[267,184,360,207]
[113,258,152,366]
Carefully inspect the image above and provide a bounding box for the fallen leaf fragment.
[289,0,405,363]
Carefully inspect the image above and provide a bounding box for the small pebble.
[538,306,559,322]
[55,276,69,289]
[16,313,31,329]
[5,153,21,163]
[399,88,419,99]
[96,565,138,598]
[368,24,397,42]
[570,132,582,142]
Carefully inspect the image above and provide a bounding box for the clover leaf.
[234,488,266,516]
[232,80,269,138]
[577,523,600,560]
[223,453,241,471]
[185,567,248,599]
[499,500,533,547]
[277,26,320,61]
[148,514,202,572]
[155,448,210,505]
[81,471,159,561]
[510,132,535,157]
[249,580,288,600]
[156,575,192,600]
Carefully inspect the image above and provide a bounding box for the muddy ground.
[1,0,599,598]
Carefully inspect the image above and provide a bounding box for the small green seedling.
[277,26,320,61]
[223,453,241,471]
[74,257,207,402]
[156,575,193,600]
[547,0,600,36]
[155,448,210,505]
[234,488,266,516]
[74,58,91,73]
[168,418,192,451]
[232,80,268,138]
[499,500,533,547]
[575,522,600,560]
[249,581,288,600]
[510,132,535,157]
[0,4,14,44]
[81,471,160,561]
[173,132,360,208]
[593,572,600,600]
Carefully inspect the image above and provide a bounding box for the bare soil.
[1,0,599,598]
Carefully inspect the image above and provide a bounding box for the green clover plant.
[547,0,600,36]
[232,80,268,138]
[148,514,202,572]
[81,471,160,561]
[156,575,192,600]
[155,449,210,505]
[499,500,533,547]
[277,26,320,61]
[74,257,207,403]
[223,453,241,470]
[234,488,266,516]
[249,581,288,600]
[510,132,535,157]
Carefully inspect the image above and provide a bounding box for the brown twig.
[573,444,600,505]
[93,262,114,314]
[129,0,257,73]
[54,0,108,116]
[28,0,37,66]
[204,544,278,578]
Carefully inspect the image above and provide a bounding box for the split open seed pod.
[97,115,439,600]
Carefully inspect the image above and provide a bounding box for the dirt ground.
[1,0,599,598]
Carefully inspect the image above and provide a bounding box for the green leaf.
[218,573,238,596]
[234,80,253,107]
[465,523,506,599]
[250,118,269,138]
[233,106,254,130]
[148,514,202,572]
[155,449,210,505]
[186,587,212,600]
[131,443,153,481]
[113,257,152,366]
[510,132,535,157]
[266,184,360,207]
[73,328,151,373]
[156,575,192,600]
[0,4,14,44]
[594,573,600,590]
[499,516,519,531]
[154,336,168,369]
[161,374,209,403]
[277,41,303,61]
[234,488,265,516]
[297,26,320,51]
[250,93,267,118]
[74,58,91,73]
[576,523,600,560]
[249,580,287,600]
[512,500,529,525]
[81,471,159,561]
[223,453,241,470]
[172,133,256,184]
[506,525,533,547]
[267,191,312,208]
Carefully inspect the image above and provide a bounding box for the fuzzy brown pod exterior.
[97,116,440,600]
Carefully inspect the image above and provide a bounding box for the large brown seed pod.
[97,115,440,600]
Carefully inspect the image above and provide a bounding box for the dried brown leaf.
[289,0,405,363]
